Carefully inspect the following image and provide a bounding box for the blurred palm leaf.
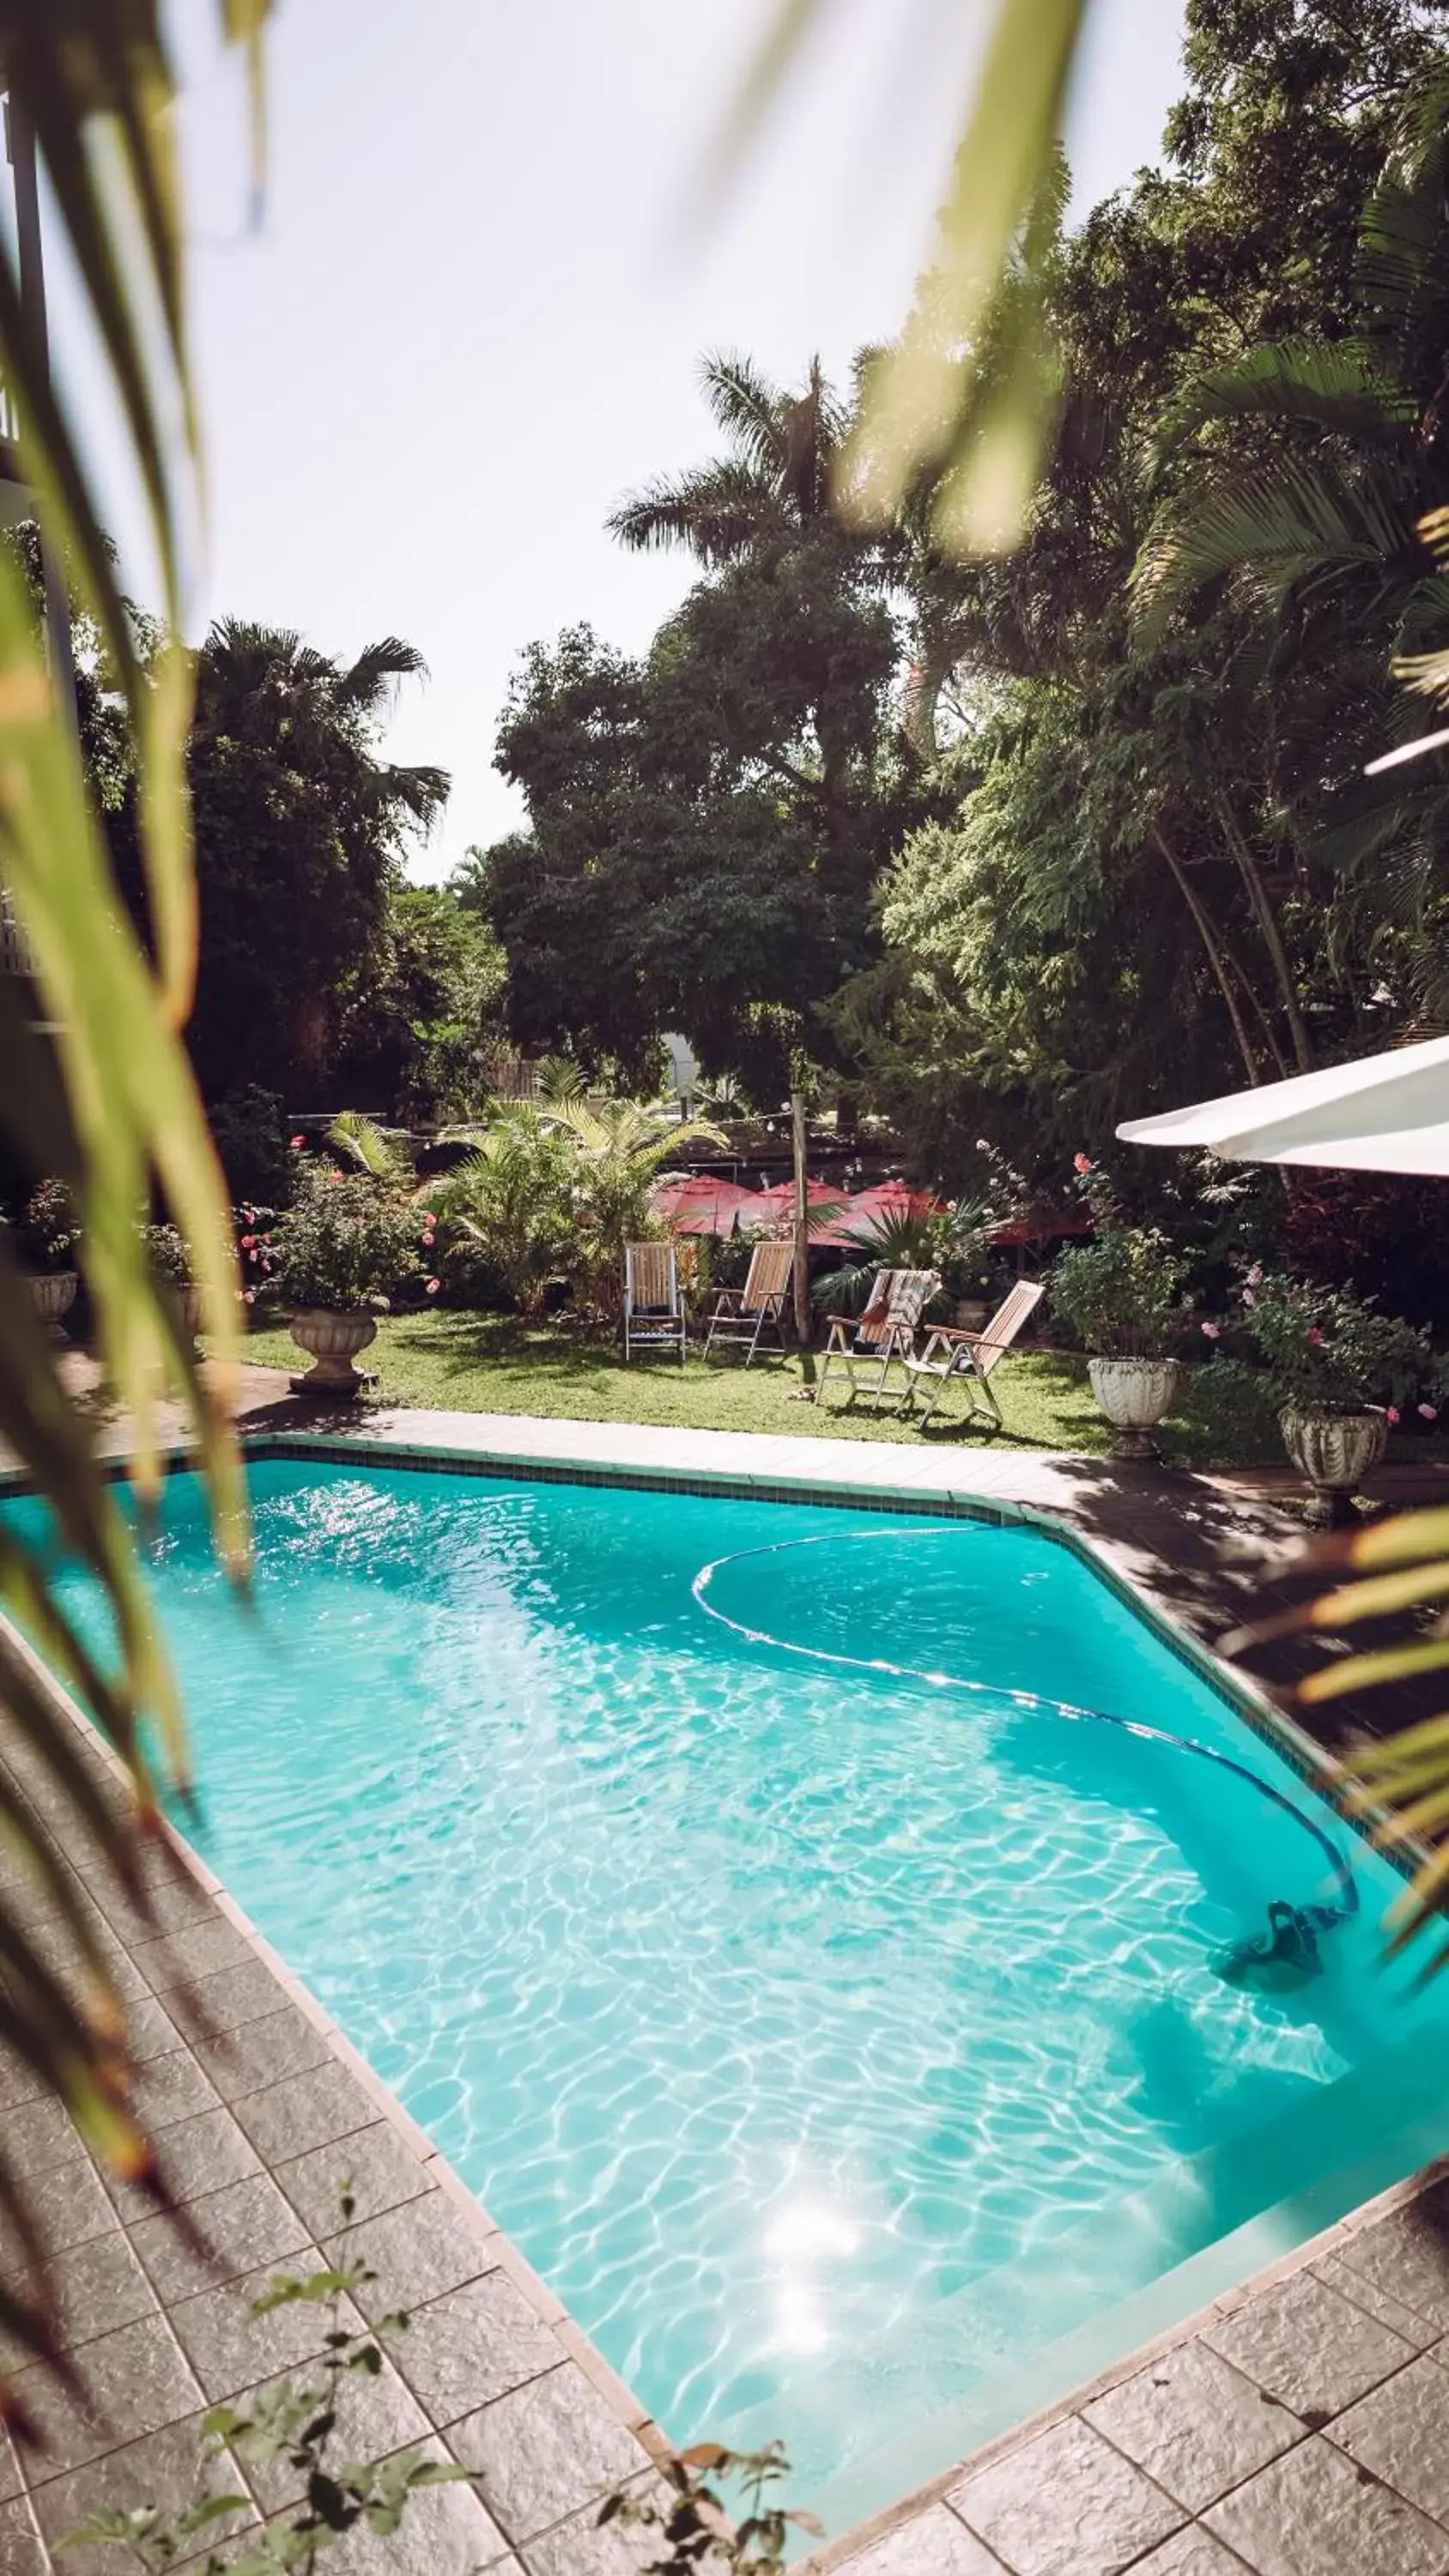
[0,3,270,2392]
[1230,1510,1449,1976]
[706,0,1090,557]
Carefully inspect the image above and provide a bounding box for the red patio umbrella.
[738,1178,842,1231]
[652,1177,758,1236]
[823,1183,941,1242]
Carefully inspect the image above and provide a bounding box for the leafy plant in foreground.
[61,2203,474,2576]
[599,2440,820,2575]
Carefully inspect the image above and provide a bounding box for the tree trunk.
[1155,833,1261,1088]
[1216,799,1314,1072]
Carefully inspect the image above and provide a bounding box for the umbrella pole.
[791,1087,815,1382]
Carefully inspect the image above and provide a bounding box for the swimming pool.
[9,1454,1449,2530]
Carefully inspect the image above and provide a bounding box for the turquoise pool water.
[9,1457,1449,2526]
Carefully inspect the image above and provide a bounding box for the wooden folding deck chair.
[899,1279,1045,1429]
[815,1267,941,1405]
[702,1238,793,1364]
[623,1242,687,1363]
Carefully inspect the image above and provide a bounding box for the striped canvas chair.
[814,1267,941,1405]
[899,1279,1045,1429]
[702,1239,794,1364]
[623,1242,687,1363]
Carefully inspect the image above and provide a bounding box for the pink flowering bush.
[1227,1271,1444,1417]
[261,1167,422,1313]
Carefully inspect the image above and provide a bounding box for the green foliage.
[60,2203,474,2576]
[1229,1269,1442,1414]
[429,1114,580,1317]
[334,884,506,1121]
[142,1224,193,1290]
[209,1088,297,1211]
[598,2440,819,2574]
[170,623,448,1103]
[810,1201,988,1316]
[486,384,920,1097]
[1050,1230,1189,1359]
[537,1097,726,1312]
[426,1098,724,1319]
[263,1168,424,1315]
[13,1178,80,1273]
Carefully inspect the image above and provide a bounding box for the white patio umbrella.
[1116,1032,1449,1176]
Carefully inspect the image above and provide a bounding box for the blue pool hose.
[690,1527,1359,1937]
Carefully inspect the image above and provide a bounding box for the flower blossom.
[1307,1327,1323,1346]
[1246,1264,1264,1288]
[1200,1321,1222,1340]
[1420,1402,1440,1422]
[1073,1153,1092,1174]
[290,1135,305,1149]
[242,1287,256,1306]
[425,1276,440,1295]
[1385,1406,1401,1425]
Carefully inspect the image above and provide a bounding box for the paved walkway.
[4,1381,1449,2576]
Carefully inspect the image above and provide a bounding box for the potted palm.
[264,1167,424,1393]
[1231,1270,1442,1523]
[1049,1227,1189,1456]
[15,1179,81,1333]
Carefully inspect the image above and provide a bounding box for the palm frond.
[0,7,271,2379]
[333,636,429,715]
[326,1112,411,1182]
[1135,459,1424,638]
[700,349,791,478]
[608,462,781,563]
[1156,340,1415,458]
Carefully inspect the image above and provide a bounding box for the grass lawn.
[229,1309,1313,1467]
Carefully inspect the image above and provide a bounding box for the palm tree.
[608,351,851,565]
[194,623,450,830]
[535,1097,727,1311]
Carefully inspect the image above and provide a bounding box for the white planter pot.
[27,1270,78,1337]
[288,1308,377,1395]
[166,1284,207,1352]
[1279,1406,1388,1527]
[1088,1355,1182,1460]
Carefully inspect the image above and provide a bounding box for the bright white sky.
[51,0,1187,879]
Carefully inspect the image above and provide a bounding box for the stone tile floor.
[6,1379,1449,2576]
[829,2165,1449,2576]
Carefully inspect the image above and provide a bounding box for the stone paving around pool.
[5,1394,1449,2576]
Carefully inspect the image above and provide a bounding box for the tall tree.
[183,623,448,1102]
[609,350,851,564]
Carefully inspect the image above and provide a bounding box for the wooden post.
[791,1087,810,1350]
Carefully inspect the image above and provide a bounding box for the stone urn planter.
[1279,1405,1388,1527]
[288,1308,377,1395]
[1088,1355,1183,1460]
[27,1270,78,1336]
[174,1285,206,1348]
